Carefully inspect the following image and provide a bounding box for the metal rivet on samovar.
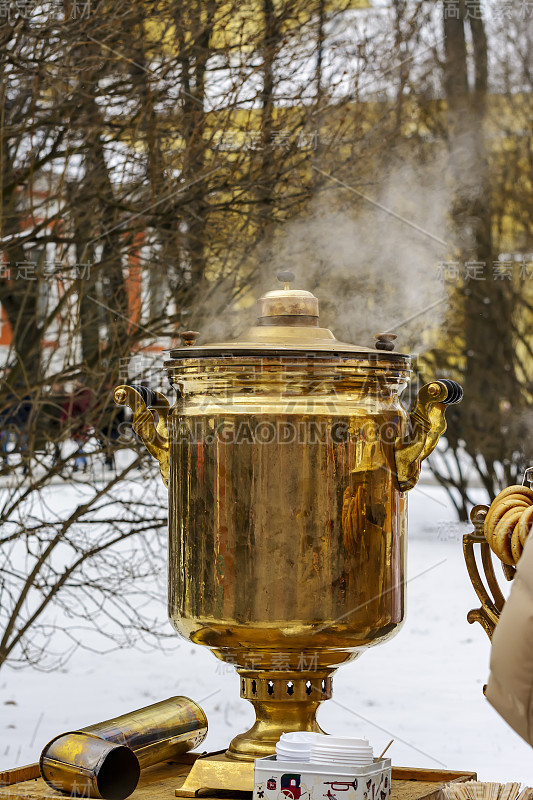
[375,332,397,351]
[114,277,462,791]
[179,330,200,347]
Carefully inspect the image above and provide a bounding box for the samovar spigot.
[394,379,463,491]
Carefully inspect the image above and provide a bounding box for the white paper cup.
[310,734,373,766]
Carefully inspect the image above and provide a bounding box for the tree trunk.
[443,2,519,485]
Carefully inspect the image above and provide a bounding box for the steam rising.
[201,158,452,354]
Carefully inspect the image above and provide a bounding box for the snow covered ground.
[1,478,532,784]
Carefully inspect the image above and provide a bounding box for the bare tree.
[0,0,382,669]
[423,0,533,515]
[2,0,532,671]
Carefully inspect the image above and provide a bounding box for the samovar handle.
[114,384,170,487]
[394,379,463,492]
[464,481,533,641]
[463,504,509,641]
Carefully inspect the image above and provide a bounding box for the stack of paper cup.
[310,735,374,766]
[275,732,318,762]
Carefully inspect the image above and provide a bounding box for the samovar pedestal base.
[229,669,333,760]
[175,754,255,797]
[175,670,334,795]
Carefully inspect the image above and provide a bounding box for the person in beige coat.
[485,533,533,746]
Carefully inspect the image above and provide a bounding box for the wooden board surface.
[0,758,477,800]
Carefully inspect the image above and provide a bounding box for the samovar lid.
[166,272,409,362]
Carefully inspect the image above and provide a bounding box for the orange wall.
[0,304,12,347]
[0,235,148,351]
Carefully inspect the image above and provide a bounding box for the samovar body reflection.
[115,275,462,761]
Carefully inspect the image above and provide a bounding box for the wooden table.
[0,755,477,800]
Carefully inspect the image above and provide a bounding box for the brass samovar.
[114,274,462,778]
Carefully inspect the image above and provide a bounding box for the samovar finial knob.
[277,269,295,290]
